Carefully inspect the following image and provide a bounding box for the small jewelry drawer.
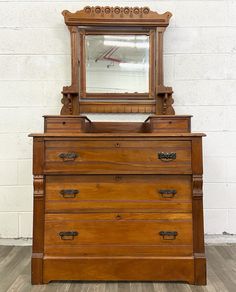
[44,115,91,133]
[144,115,191,133]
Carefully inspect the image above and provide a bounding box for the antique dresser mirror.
[61,6,174,114]
[30,6,206,285]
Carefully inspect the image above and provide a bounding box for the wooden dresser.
[29,6,206,285]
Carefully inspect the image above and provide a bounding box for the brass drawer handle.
[60,189,79,198]
[158,152,176,162]
[59,152,78,161]
[59,231,79,240]
[159,189,177,198]
[159,231,178,240]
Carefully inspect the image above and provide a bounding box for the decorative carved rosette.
[82,6,151,17]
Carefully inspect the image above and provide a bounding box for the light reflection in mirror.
[85,35,149,94]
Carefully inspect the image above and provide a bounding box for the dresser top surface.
[29,132,206,138]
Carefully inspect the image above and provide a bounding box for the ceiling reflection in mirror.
[85,35,149,94]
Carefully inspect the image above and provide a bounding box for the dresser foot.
[194,255,207,285]
[31,254,43,285]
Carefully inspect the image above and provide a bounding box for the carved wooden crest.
[62,6,172,26]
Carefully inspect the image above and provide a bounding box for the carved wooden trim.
[62,6,172,26]
[80,101,156,113]
[33,175,44,198]
[192,174,203,199]
[60,93,73,115]
[156,86,175,115]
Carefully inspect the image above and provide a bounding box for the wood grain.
[45,174,192,212]
[44,140,192,174]
[30,110,206,285]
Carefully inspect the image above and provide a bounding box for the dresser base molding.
[42,256,206,285]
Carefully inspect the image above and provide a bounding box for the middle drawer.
[45,175,192,213]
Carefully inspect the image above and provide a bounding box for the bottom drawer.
[44,213,193,257]
[43,257,195,283]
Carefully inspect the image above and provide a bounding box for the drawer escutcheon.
[59,231,79,240]
[159,231,178,240]
[158,152,176,162]
[159,189,177,198]
[59,152,78,162]
[60,189,79,198]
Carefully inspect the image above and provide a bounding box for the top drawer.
[45,140,192,174]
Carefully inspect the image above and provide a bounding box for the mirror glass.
[85,35,149,94]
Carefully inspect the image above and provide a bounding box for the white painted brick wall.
[0,0,236,238]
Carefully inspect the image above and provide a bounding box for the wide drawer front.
[44,213,193,247]
[44,140,192,174]
[45,175,192,212]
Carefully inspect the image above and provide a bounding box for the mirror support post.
[61,25,80,115]
[155,28,175,115]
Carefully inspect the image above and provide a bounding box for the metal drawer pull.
[159,189,177,198]
[158,152,176,162]
[59,231,79,240]
[59,152,78,161]
[60,189,79,198]
[159,231,178,240]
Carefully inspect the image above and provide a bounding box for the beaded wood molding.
[62,6,172,26]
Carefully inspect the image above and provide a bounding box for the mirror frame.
[61,6,175,115]
[80,30,155,99]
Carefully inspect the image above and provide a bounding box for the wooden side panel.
[32,175,45,285]
[31,138,45,285]
[191,137,207,285]
[33,138,44,175]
